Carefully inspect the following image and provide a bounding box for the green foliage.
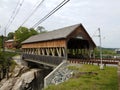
[0,35,4,49]
[0,51,17,78]
[0,36,2,48]
[0,51,17,67]
[14,26,38,48]
[29,28,39,36]
[0,51,7,67]
[45,65,118,90]
[37,26,46,33]
[94,47,116,58]
[7,32,14,40]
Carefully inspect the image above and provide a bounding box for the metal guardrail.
[68,58,120,65]
[22,54,65,66]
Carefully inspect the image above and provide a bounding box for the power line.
[32,0,69,28]
[8,0,24,28]
[5,0,24,36]
[20,0,45,26]
[5,0,21,30]
[32,0,70,28]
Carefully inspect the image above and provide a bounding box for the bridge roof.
[22,24,81,44]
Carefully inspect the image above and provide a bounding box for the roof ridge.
[38,23,81,35]
[22,23,81,44]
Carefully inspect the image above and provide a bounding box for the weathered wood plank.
[22,39,66,48]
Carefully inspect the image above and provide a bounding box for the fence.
[22,54,65,66]
[68,58,120,65]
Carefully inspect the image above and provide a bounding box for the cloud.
[0,0,120,48]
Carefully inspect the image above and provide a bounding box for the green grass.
[44,65,118,90]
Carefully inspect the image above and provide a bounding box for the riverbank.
[0,55,48,90]
[45,64,118,90]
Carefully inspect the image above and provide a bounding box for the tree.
[0,51,7,78]
[0,35,5,50]
[7,32,14,40]
[0,51,17,79]
[0,36,2,48]
[37,26,46,33]
[14,27,38,48]
[29,28,39,36]
[94,47,116,58]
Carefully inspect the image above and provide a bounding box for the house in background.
[5,39,14,49]
[115,48,120,54]
[114,48,120,59]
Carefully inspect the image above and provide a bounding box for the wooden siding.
[22,39,66,48]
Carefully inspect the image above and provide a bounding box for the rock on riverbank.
[0,64,42,90]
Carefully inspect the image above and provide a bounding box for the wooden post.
[62,47,65,58]
[31,48,32,54]
[34,48,37,55]
[56,47,62,57]
[33,48,35,54]
[28,48,30,54]
[25,48,27,54]
[59,48,62,57]
[27,48,29,54]
[50,48,55,56]
[46,48,50,56]
[41,48,45,55]
[29,48,30,54]
[118,62,120,90]
[37,48,40,55]
[40,48,42,55]
[36,48,39,55]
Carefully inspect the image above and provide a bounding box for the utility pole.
[4,28,6,38]
[98,28,104,69]
[1,35,5,52]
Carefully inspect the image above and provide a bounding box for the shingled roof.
[22,24,81,44]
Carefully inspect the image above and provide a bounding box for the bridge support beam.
[22,47,66,58]
[46,48,50,56]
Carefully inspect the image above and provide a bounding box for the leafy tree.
[29,28,39,36]
[0,36,2,48]
[14,27,38,48]
[0,35,5,49]
[0,51,8,78]
[94,47,116,58]
[0,51,17,79]
[37,26,46,33]
[7,32,14,40]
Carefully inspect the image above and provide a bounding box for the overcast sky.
[0,0,120,48]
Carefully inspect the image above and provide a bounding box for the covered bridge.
[22,24,96,67]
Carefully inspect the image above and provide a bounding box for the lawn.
[44,64,118,90]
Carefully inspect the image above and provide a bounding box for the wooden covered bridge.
[22,24,96,67]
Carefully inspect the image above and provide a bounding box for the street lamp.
[98,28,104,69]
